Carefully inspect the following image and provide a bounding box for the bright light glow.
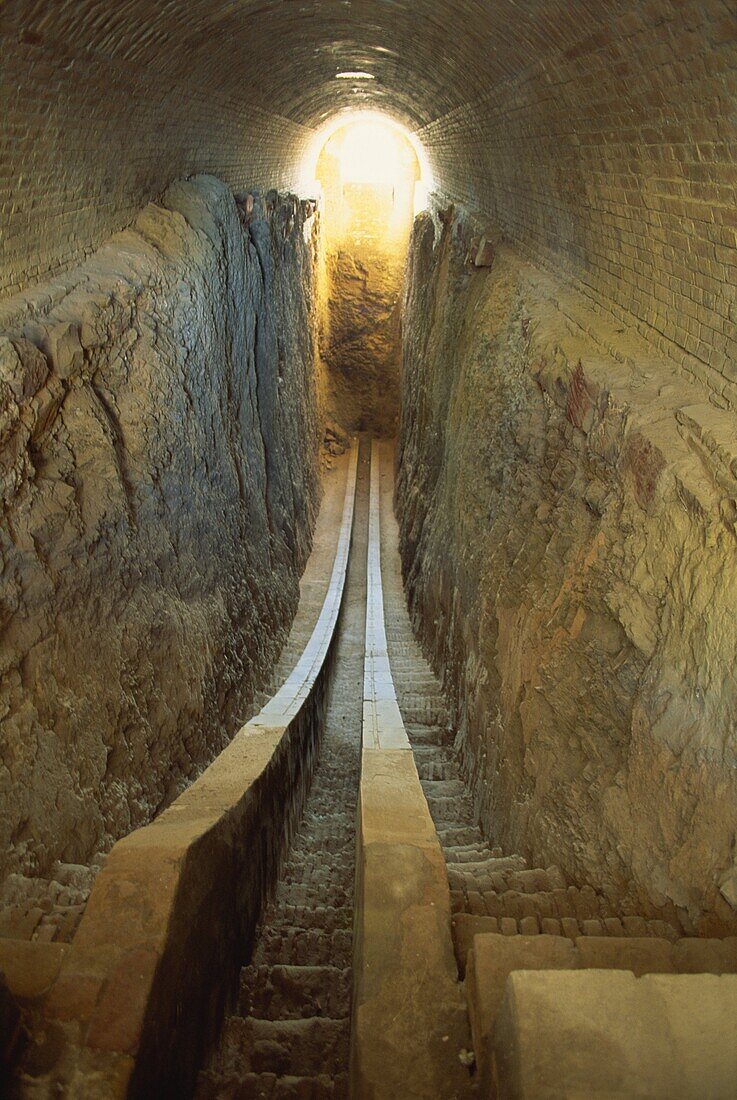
[339,121,401,185]
[300,110,433,208]
[336,71,375,80]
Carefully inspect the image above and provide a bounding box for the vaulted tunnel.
[2,3,737,1098]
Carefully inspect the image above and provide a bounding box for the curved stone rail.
[351,439,471,1099]
[20,445,358,1099]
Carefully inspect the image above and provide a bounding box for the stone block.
[492,970,737,1098]
[466,933,576,1095]
[560,917,579,939]
[672,936,737,974]
[453,914,500,976]
[353,748,471,1099]
[0,907,43,941]
[575,935,674,976]
[0,940,67,1001]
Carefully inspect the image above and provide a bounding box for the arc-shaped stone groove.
[351,439,472,1099]
[362,438,411,750]
[35,443,359,1100]
[256,442,359,725]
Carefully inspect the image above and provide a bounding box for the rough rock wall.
[323,243,403,437]
[398,207,737,934]
[0,175,322,881]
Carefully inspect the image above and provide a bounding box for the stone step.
[446,855,528,878]
[478,887,602,921]
[240,965,351,1020]
[451,913,681,976]
[252,928,352,968]
[425,796,478,824]
[216,1017,350,1077]
[386,663,435,680]
[198,1070,349,1098]
[288,833,355,857]
[442,846,499,864]
[410,743,453,761]
[256,906,352,935]
[416,760,458,781]
[274,883,352,910]
[438,826,487,848]
[391,673,440,689]
[398,703,449,726]
[420,778,467,799]
[404,723,454,747]
[299,810,355,829]
[281,855,354,881]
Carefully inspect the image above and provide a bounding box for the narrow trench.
[6,8,737,1098]
[197,440,370,1098]
[4,160,735,1100]
[196,433,707,1098]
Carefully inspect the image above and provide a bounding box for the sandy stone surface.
[398,207,737,934]
[0,176,323,884]
[323,244,403,437]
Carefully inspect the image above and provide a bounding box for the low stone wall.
[0,175,323,886]
[397,205,737,934]
[492,969,737,1099]
[9,448,357,1097]
[351,441,470,1099]
[466,930,737,1095]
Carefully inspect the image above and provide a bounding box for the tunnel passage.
[314,116,422,435]
[2,2,737,1097]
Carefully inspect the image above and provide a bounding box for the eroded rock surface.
[323,243,403,437]
[398,207,737,934]
[0,176,322,882]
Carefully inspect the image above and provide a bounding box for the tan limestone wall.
[316,129,419,437]
[0,176,323,883]
[397,207,737,936]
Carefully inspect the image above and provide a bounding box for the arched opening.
[308,113,428,436]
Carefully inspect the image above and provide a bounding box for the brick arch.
[3,0,737,398]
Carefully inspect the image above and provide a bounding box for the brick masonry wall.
[419,1,737,408]
[3,0,736,403]
[0,33,313,298]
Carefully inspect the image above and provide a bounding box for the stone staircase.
[196,681,358,1099]
[196,448,368,1100]
[386,618,686,968]
[379,504,686,984]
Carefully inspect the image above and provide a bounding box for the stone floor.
[196,440,370,1099]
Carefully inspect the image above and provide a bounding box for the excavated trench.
[3,8,737,1083]
[196,440,370,1098]
[187,434,737,1097]
[3,171,737,1097]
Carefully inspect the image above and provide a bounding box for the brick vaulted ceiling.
[4,0,639,129]
[2,0,737,392]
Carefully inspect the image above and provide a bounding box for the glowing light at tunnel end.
[301,110,433,217]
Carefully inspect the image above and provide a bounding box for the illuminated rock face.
[0,177,322,879]
[316,122,420,436]
[398,208,737,935]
